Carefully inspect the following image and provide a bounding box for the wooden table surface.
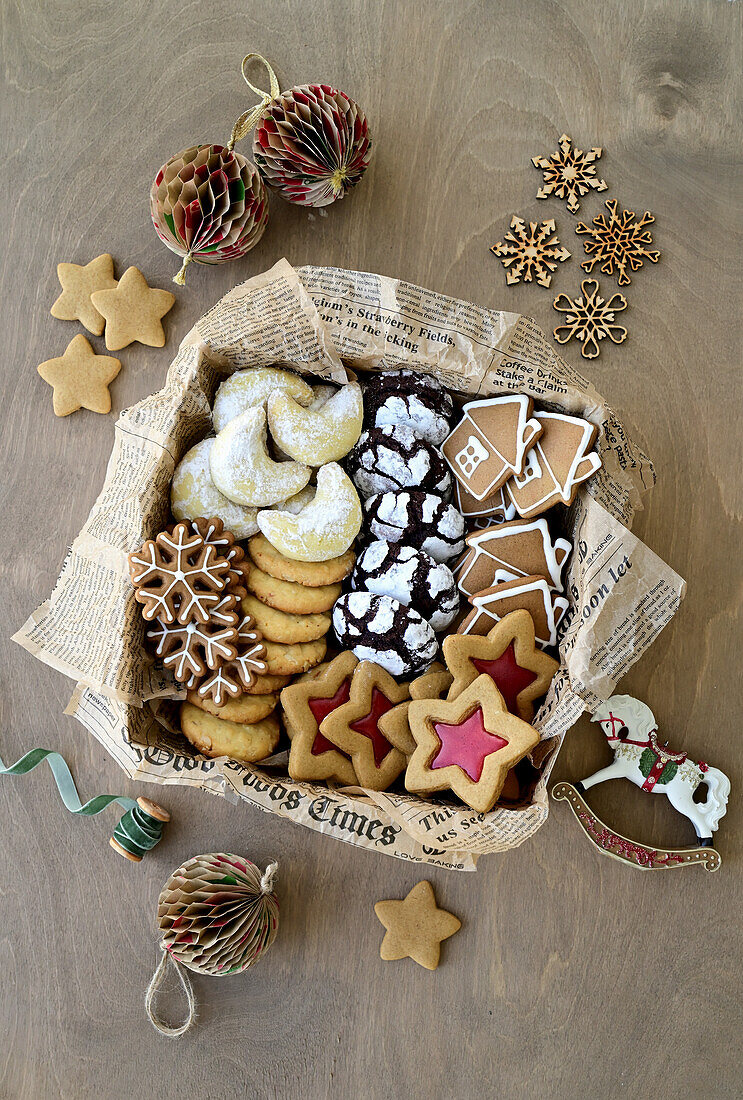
[2,1,741,1096]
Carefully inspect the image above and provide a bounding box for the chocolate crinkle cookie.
[362,369,454,445]
[364,491,465,563]
[347,424,452,499]
[352,540,459,632]
[332,591,438,677]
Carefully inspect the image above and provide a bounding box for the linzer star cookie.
[332,592,437,678]
[37,334,122,417]
[90,265,175,350]
[443,610,558,722]
[377,663,454,754]
[347,424,452,499]
[281,652,359,785]
[374,880,461,970]
[459,576,570,648]
[505,411,601,517]
[319,661,411,791]
[364,491,465,563]
[128,521,233,624]
[352,541,459,632]
[442,396,542,501]
[405,675,540,813]
[456,518,572,597]
[50,253,118,336]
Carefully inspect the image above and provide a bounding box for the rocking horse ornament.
[553,695,730,872]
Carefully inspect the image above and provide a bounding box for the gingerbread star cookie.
[37,334,121,416]
[50,253,118,336]
[405,675,540,813]
[443,610,558,722]
[374,881,461,970]
[91,266,175,350]
[377,663,454,755]
[281,652,359,785]
[319,661,411,790]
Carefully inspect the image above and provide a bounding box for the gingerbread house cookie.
[459,575,570,648]
[442,396,542,502]
[505,412,601,518]
[456,518,572,597]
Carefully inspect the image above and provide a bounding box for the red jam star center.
[432,707,508,782]
[472,642,538,716]
[308,679,352,755]
[350,687,395,767]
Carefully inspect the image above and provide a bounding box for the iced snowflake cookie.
[332,592,438,677]
[256,463,362,562]
[212,367,314,433]
[171,438,259,539]
[267,381,363,465]
[347,424,452,499]
[210,406,312,507]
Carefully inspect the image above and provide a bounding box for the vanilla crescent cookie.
[256,463,362,562]
[212,367,314,433]
[267,382,364,465]
[210,406,312,507]
[171,438,259,540]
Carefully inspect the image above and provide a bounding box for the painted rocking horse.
[553,695,730,871]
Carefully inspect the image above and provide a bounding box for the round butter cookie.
[248,533,355,586]
[332,592,437,677]
[213,367,313,432]
[242,593,331,644]
[246,561,341,613]
[346,424,452,499]
[210,405,312,507]
[179,702,280,762]
[186,688,278,723]
[263,637,327,676]
[256,463,362,562]
[242,671,291,694]
[171,438,259,539]
[365,490,465,563]
[267,382,363,464]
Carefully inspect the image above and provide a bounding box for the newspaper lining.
[15,259,685,869]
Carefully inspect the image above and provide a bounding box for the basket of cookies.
[15,259,685,870]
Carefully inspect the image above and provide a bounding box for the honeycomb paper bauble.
[157,853,279,976]
[253,84,372,207]
[150,145,269,277]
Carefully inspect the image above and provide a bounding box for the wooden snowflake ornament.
[552,279,628,360]
[576,199,660,286]
[490,216,570,288]
[532,133,608,214]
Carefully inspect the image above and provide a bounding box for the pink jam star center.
[349,687,395,767]
[431,707,508,783]
[308,679,351,755]
[472,642,538,715]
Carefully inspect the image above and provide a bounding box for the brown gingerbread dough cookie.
[179,702,279,762]
[246,561,341,614]
[248,533,355,587]
[242,593,330,644]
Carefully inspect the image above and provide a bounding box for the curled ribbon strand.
[227,52,280,151]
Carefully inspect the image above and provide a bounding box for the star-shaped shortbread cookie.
[50,253,118,336]
[91,266,175,350]
[37,334,121,416]
[374,881,461,970]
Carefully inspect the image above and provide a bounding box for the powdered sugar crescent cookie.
[256,463,362,562]
[271,485,316,515]
[246,561,341,613]
[308,384,337,410]
[210,406,312,507]
[212,367,314,432]
[267,382,364,464]
[171,438,259,539]
[179,702,279,762]
[242,593,331,643]
[248,534,355,587]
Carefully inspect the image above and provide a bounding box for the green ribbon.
[0,748,165,859]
